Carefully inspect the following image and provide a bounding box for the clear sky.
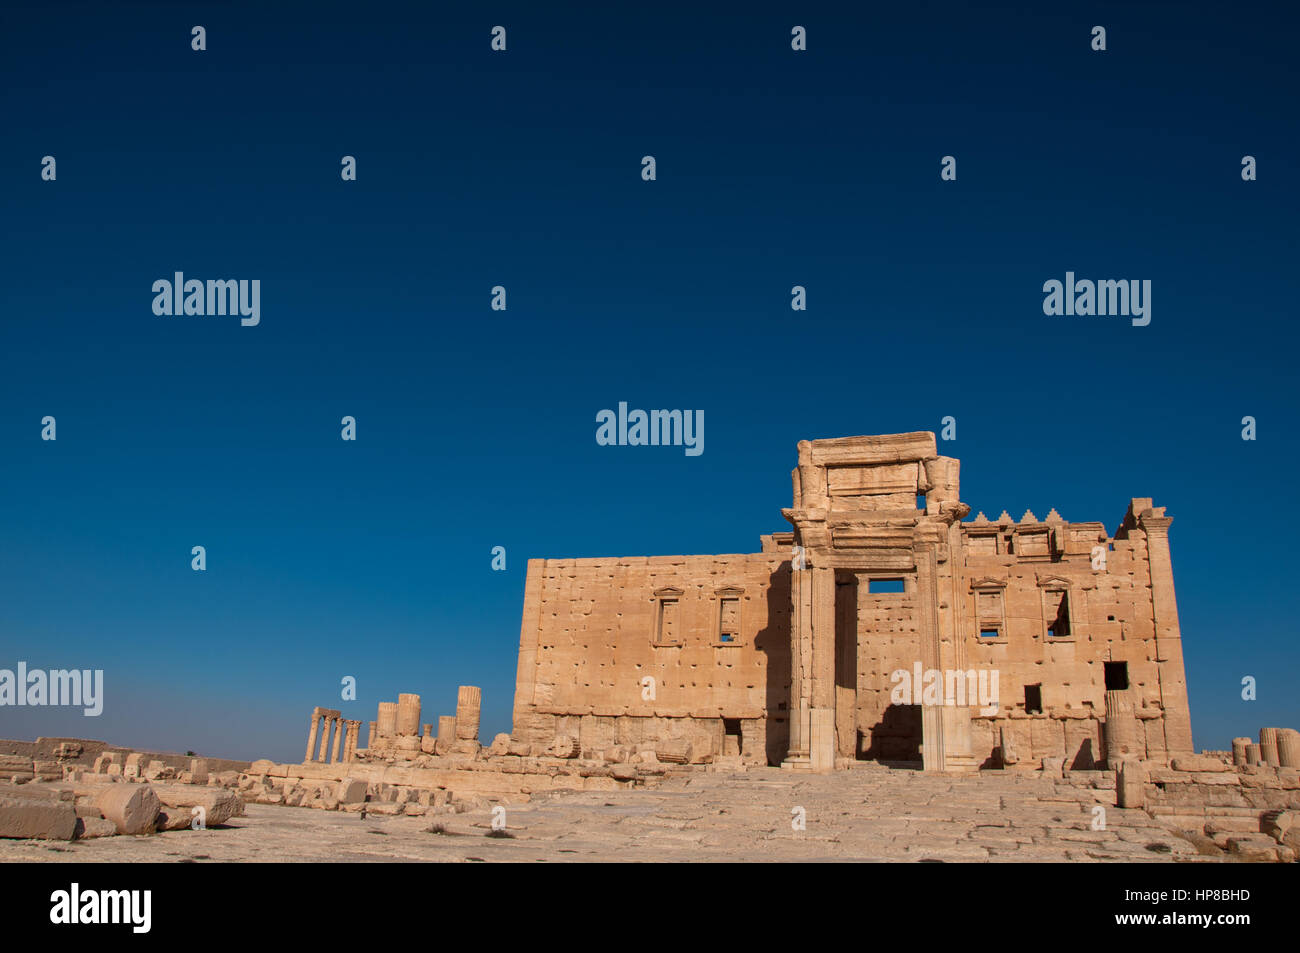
[0,1,1296,762]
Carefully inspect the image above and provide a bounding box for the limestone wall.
[511,552,792,765]
[960,502,1189,767]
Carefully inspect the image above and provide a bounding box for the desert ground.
[0,764,1221,863]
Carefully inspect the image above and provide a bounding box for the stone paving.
[0,764,1221,863]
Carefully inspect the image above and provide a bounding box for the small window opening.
[1024,684,1043,714]
[718,596,740,643]
[1104,661,1129,691]
[869,578,905,594]
[1045,591,1071,638]
[655,598,679,644]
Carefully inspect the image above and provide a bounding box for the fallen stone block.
[604,745,631,764]
[1227,834,1285,862]
[150,785,244,826]
[74,816,118,839]
[548,737,580,759]
[654,738,692,764]
[1262,809,1294,841]
[1171,755,1231,773]
[94,784,161,835]
[337,779,367,804]
[156,808,201,831]
[0,793,78,840]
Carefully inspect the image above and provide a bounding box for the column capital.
[1138,514,1173,535]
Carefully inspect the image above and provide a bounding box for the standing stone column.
[437,716,457,753]
[367,720,378,749]
[1278,729,1300,768]
[915,541,947,773]
[305,711,321,763]
[808,566,836,774]
[783,566,813,768]
[396,693,422,737]
[1103,690,1141,765]
[1138,512,1193,758]
[1231,737,1251,766]
[342,721,358,762]
[1116,758,1147,809]
[916,518,977,774]
[318,717,333,762]
[1246,743,1262,766]
[377,702,398,739]
[456,687,482,741]
[1260,727,1280,767]
[330,717,344,763]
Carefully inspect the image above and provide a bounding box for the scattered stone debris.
[0,756,245,843]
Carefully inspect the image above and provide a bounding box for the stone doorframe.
[779,433,976,774]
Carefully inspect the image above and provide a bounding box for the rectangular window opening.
[655,598,679,645]
[868,578,906,594]
[1104,661,1129,691]
[1024,684,1043,714]
[718,596,740,643]
[979,628,1000,639]
[1045,591,1071,639]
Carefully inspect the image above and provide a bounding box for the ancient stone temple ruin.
[14,432,1298,860]
[510,431,1196,774]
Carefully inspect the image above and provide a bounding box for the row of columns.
[304,707,362,764]
[368,687,483,746]
[302,686,488,765]
[1232,728,1300,768]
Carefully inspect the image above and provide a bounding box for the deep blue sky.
[1,2,1295,762]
